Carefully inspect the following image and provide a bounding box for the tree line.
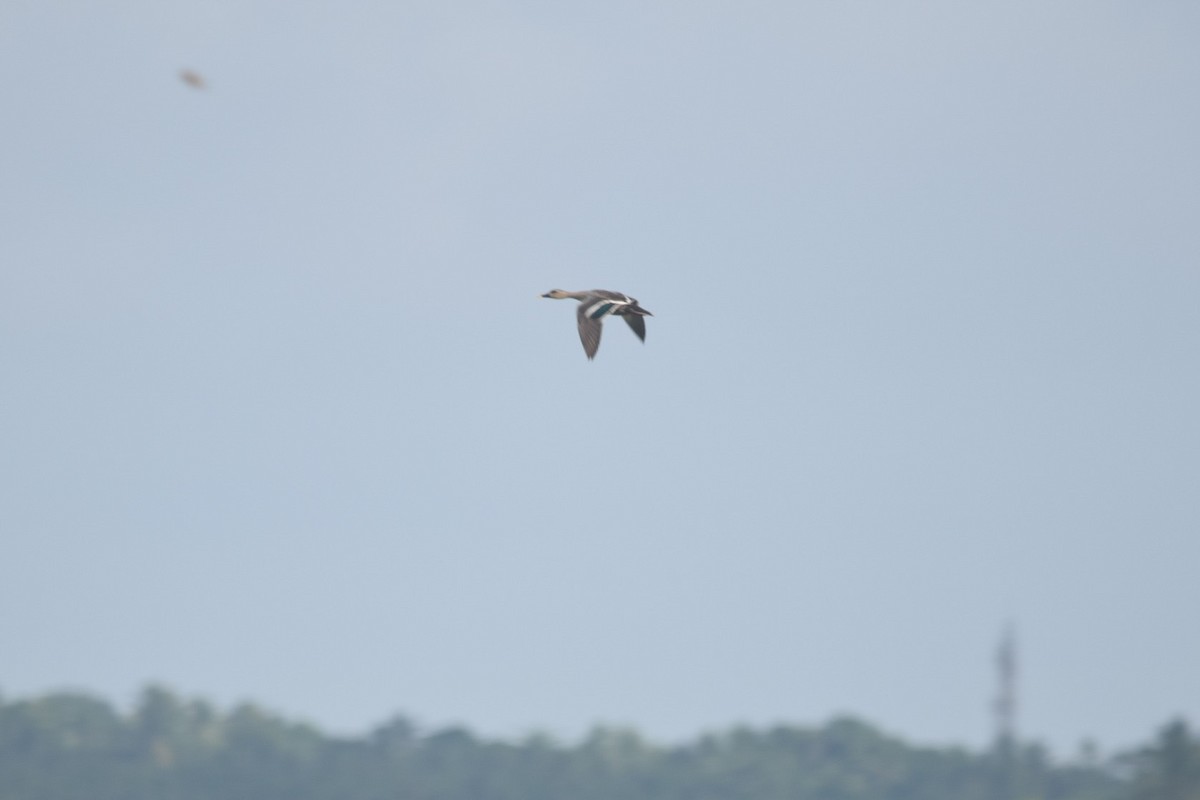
[0,686,1196,800]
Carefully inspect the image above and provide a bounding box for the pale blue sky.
[2,1,1198,756]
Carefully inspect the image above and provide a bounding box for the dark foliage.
[0,686,1184,800]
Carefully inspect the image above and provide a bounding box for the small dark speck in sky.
[180,69,206,90]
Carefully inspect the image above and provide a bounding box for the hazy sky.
[2,1,1198,757]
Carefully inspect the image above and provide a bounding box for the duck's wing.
[622,313,646,342]
[589,289,632,303]
[576,304,603,359]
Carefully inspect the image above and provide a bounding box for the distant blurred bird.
[179,69,206,90]
[541,289,653,360]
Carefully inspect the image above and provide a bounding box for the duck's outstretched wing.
[622,313,646,342]
[589,289,631,302]
[576,305,603,359]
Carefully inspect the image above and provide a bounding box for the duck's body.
[541,289,653,360]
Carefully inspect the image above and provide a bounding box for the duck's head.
[541,289,570,299]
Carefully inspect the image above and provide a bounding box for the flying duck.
[541,289,653,360]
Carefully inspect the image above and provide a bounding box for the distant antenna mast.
[992,624,1019,800]
[994,623,1017,746]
